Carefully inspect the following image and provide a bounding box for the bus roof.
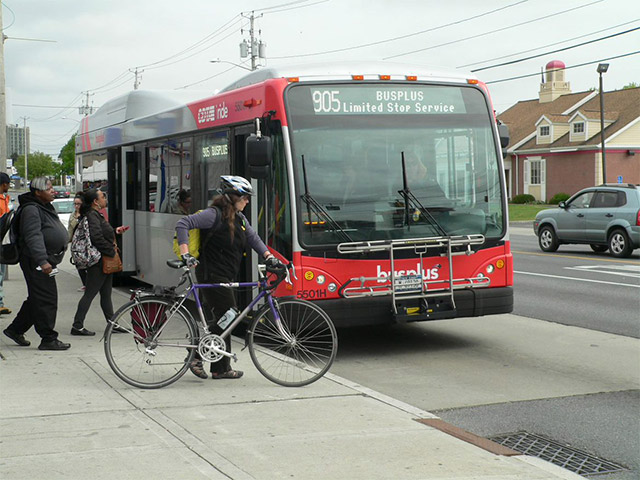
[221,61,476,92]
[87,90,211,132]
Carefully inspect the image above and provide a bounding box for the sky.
[2,0,639,157]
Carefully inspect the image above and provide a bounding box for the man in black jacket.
[3,177,71,350]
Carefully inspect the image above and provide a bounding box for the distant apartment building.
[6,124,30,158]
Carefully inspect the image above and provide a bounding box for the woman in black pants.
[3,177,70,350]
[176,176,277,380]
[71,189,128,336]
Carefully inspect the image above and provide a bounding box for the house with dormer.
[498,60,640,202]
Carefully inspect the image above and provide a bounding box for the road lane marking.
[512,250,639,264]
[514,270,640,288]
[566,265,640,279]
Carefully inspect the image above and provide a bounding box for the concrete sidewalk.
[1,262,582,480]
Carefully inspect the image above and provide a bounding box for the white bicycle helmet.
[220,175,254,196]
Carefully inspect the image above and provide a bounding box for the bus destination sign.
[309,86,466,115]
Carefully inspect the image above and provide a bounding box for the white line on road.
[514,270,640,288]
[565,266,640,279]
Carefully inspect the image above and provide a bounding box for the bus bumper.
[316,287,514,327]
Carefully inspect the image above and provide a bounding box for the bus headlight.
[486,264,495,274]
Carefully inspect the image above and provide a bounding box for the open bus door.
[232,124,257,308]
[121,147,139,275]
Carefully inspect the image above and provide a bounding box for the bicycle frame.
[140,264,291,360]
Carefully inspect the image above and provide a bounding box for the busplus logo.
[376,263,440,282]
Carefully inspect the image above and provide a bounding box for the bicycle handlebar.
[167,257,291,291]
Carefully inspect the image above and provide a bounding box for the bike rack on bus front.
[337,235,489,321]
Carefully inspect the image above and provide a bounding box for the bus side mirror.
[246,134,272,179]
[498,123,510,159]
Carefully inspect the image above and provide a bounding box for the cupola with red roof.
[539,59,571,103]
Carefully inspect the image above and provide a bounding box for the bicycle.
[103,258,337,389]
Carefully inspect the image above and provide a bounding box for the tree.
[58,134,76,177]
[13,151,57,179]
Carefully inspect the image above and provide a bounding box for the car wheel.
[590,244,608,253]
[608,229,632,258]
[538,225,559,252]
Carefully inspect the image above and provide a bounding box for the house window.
[539,125,550,136]
[530,159,541,185]
[573,122,584,134]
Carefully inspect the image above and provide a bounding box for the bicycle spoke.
[249,299,337,387]
[104,297,197,389]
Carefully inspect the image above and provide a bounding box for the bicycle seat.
[166,259,184,269]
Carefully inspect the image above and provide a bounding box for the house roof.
[498,87,640,151]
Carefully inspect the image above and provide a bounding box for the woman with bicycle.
[175,175,278,380]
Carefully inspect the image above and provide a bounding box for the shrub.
[548,193,570,205]
[511,194,536,204]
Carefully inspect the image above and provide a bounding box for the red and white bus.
[75,61,513,326]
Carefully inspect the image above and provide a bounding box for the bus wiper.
[399,152,448,237]
[300,155,353,243]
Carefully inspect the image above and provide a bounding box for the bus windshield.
[286,83,505,247]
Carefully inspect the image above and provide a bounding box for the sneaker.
[70,327,96,336]
[3,328,30,347]
[0,307,12,315]
[38,339,71,351]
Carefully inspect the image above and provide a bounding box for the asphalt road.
[510,226,640,338]
[331,226,640,480]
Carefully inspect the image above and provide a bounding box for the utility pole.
[19,116,28,183]
[240,11,266,71]
[78,91,95,116]
[0,2,7,171]
[130,67,144,90]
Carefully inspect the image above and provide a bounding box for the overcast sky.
[3,0,639,157]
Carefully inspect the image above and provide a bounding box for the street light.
[597,63,609,184]
[210,59,252,71]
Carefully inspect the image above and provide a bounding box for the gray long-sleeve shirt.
[175,207,268,257]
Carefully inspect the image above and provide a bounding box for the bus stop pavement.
[1,263,583,480]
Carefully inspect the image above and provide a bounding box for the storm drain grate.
[489,431,626,476]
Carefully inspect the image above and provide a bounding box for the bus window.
[194,131,230,209]
[286,83,505,246]
[146,139,192,214]
[80,151,108,192]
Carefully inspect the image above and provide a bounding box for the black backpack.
[0,208,20,265]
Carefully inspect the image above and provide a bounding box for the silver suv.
[533,184,640,258]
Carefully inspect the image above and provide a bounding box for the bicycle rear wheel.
[104,296,197,389]
[248,299,337,387]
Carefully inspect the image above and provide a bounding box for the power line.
[12,103,81,109]
[1,2,15,30]
[260,0,329,15]
[471,26,640,72]
[251,0,316,13]
[270,0,528,59]
[458,19,640,68]
[175,63,240,90]
[485,50,640,85]
[384,0,604,60]
[145,20,247,72]
[136,15,242,70]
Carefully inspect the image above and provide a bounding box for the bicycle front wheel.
[104,296,197,389]
[248,299,338,387]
